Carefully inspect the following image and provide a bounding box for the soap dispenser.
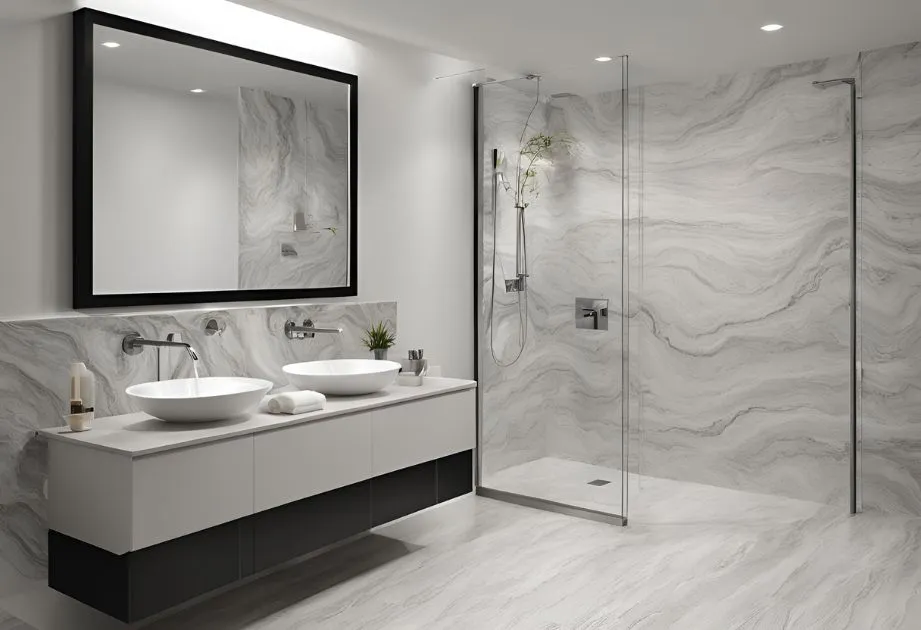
[80,363,96,421]
[65,362,95,432]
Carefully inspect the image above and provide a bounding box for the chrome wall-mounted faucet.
[284,319,343,340]
[122,332,199,362]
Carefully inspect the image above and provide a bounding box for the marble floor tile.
[0,584,124,630]
[0,611,34,630]
[7,487,921,629]
[148,494,921,629]
[484,456,828,525]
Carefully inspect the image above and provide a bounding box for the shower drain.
[587,479,611,486]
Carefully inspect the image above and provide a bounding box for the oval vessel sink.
[126,377,273,423]
[283,359,401,396]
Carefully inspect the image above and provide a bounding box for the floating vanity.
[41,377,476,622]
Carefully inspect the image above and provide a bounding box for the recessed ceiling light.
[101,41,121,48]
[760,24,784,32]
[190,88,206,94]
[594,56,613,62]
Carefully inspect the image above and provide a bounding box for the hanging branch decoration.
[500,132,574,210]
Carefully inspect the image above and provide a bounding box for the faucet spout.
[284,319,343,340]
[122,332,200,362]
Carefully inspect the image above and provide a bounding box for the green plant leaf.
[361,321,396,350]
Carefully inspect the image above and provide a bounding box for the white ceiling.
[3,0,919,88]
[94,24,348,106]
[265,0,921,86]
[0,0,74,22]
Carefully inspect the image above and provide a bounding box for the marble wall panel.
[238,88,349,290]
[479,84,552,475]
[479,83,626,479]
[481,55,878,508]
[636,56,857,505]
[860,42,921,514]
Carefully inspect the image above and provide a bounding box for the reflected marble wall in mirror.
[74,9,358,307]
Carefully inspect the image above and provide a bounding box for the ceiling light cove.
[760,24,784,32]
[101,41,121,48]
[594,56,613,62]
[190,88,206,94]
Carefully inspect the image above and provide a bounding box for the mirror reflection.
[91,24,352,295]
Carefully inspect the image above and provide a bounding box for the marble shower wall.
[861,42,921,514]
[238,87,349,290]
[635,42,921,511]
[480,84,551,474]
[636,56,857,506]
[543,93,625,467]
[480,44,921,513]
[479,83,625,478]
[0,301,395,589]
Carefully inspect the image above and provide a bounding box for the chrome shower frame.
[813,76,862,515]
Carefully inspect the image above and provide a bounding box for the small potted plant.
[362,321,396,360]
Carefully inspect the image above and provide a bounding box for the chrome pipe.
[813,75,860,515]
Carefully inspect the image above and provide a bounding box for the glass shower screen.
[475,57,630,524]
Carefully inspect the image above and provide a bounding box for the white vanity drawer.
[371,390,475,476]
[253,412,373,512]
[132,436,254,551]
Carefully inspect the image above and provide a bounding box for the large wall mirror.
[73,9,358,308]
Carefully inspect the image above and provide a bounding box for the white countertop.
[40,377,476,457]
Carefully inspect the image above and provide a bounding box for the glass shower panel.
[476,58,629,523]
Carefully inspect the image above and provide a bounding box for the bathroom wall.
[480,47,921,512]
[636,42,921,511]
[479,85,551,474]
[94,79,240,294]
[861,42,921,514]
[0,301,396,591]
[479,84,625,477]
[543,92,626,469]
[636,55,856,506]
[478,60,858,509]
[238,87,349,290]
[481,43,921,514]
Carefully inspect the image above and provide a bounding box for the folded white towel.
[261,390,326,415]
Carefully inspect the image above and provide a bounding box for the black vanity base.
[48,449,473,623]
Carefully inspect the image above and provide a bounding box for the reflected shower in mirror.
[74,9,357,307]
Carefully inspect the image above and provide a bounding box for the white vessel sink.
[126,377,273,423]
[283,359,401,396]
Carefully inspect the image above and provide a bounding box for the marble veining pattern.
[860,42,921,514]
[238,88,349,290]
[479,83,626,482]
[633,55,860,505]
[0,301,395,587]
[481,43,921,516]
[480,84,551,474]
[5,491,916,629]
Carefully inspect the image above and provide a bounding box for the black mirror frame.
[72,8,358,308]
